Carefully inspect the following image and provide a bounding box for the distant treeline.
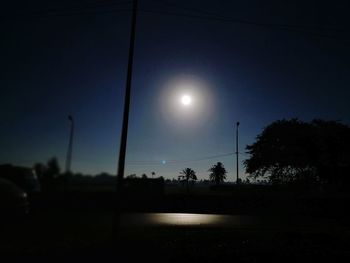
[29,118,350,193]
[31,158,234,191]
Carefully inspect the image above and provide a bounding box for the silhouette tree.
[179,168,197,191]
[310,119,350,186]
[35,157,61,191]
[33,162,46,181]
[46,157,60,178]
[141,173,148,179]
[244,119,350,187]
[151,171,155,178]
[208,162,227,185]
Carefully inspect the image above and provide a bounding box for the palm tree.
[179,168,197,191]
[208,162,227,185]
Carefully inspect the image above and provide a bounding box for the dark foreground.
[1,189,350,262]
[1,210,350,263]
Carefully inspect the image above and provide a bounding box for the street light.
[236,121,240,184]
[65,115,74,174]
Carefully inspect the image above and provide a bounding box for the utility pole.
[65,115,74,173]
[116,0,138,192]
[236,121,240,184]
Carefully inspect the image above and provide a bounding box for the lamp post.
[236,121,240,184]
[65,115,74,174]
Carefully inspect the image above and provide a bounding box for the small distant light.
[162,160,166,165]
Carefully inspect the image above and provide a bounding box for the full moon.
[160,76,214,127]
[180,95,192,106]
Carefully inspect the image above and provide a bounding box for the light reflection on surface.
[121,213,257,227]
[120,213,332,230]
[150,213,223,226]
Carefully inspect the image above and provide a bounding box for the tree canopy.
[179,168,197,182]
[46,157,60,178]
[244,119,350,186]
[208,162,227,184]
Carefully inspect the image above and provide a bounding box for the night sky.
[1,0,350,180]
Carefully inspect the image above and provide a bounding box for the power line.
[127,152,238,166]
[5,0,132,13]
[1,9,131,20]
[151,0,349,34]
[3,0,348,44]
[150,0,230,18]
[6,151,248,168]
[1,1,132,20]
[3,0,348,35]
[139,8,349,44]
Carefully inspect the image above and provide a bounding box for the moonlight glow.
[181,95,192,106]
[160,75,214,131]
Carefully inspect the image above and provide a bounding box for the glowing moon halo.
[180,95,192,106]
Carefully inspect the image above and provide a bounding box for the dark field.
[1,186,350,262]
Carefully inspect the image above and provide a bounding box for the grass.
[1,210,350,262]
[2,184,350,262]
[118,220,350,262]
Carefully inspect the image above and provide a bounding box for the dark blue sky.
[1,0,350,180]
